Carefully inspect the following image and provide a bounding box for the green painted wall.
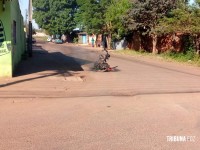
[0,0,26,77]
[11,0,26,71]
[0,2,12,77]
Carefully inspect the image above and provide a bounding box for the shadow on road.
[0,45,87,88]
[0,72,62,88]
[14,45,84,77]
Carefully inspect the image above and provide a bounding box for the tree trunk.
[106,33,111,50]
[139,34,142,50]
[95,34,98,47]
[152,34,158,54]
[195,35,200,55]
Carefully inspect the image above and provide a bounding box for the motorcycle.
[93,48,117,72]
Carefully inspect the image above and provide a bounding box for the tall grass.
[161,48,200,66]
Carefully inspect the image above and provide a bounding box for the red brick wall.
[128,33,185,53]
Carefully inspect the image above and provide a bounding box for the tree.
[105,0,131,40]
[33,0,77,35]
[75,0,131,48]
[75,0,114,48]
[157,0,200,53]
[123,0,177,53]
[75,0,112,34]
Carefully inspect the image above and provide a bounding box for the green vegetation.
[114,48,200,66]
[32,0,200,65]
[123,0,177,53]
[104,0,131,39]
[161,49,200,65]
[114,49,148,56]
[157,1,200,34]
[33,0,77,35]
[75,0,108,34]
[73,37,79,43]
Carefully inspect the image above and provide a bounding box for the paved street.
[0,41,200,149]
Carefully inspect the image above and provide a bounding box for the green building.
[0,0,26,78]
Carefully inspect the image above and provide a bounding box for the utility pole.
[25,9,28,29]
[25,9,28,36]
[28,0,32,57]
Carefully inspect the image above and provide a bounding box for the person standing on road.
[91,37,95,47]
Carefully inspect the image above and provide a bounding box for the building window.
[13,21,16,44]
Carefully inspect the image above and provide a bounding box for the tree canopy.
[75,0,109,34]
[33,0,200,36]
[32,0,200,53]
[157,0,200,35]
[33,0,77,35]
[123,0,177,35]
[105,0,131,39]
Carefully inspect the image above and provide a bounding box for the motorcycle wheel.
[100,63,110,70]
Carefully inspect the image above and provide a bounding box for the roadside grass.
[113,49,200,67]
[113,49,153,57]
[161,50,200,66]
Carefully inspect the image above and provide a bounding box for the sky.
[19,0,195,30]
[190,0,195,4]
[19,0,39,29]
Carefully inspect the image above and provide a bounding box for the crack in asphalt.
[1,90,200,99]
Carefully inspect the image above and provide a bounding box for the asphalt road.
[0,41,200,149]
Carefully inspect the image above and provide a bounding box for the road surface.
[0,41,200,150]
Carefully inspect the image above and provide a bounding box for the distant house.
[0,0,26,77]
[78,32,103,48]
[78,32,88,44]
